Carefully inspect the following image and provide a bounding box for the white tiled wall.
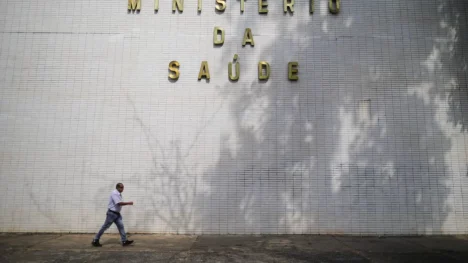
[1,0,468,234]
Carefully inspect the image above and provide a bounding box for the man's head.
[116,183,124,193]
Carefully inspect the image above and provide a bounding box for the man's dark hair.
[116,183,124,189]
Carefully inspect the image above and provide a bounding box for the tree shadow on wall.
[443,2,468,133]
[201,0,467,234]
[126,91,231,233]
[126,96,202,234]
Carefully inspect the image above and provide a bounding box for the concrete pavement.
[1,233,467,262]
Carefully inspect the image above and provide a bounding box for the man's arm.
[117,201,134,206]
[111,194,134,206]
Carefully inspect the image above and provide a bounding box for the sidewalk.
[1,233,467,262]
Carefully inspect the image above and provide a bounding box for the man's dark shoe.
[92,240,102,247]
[122,240,134,246]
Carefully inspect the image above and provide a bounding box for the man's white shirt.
[108,189,123,213]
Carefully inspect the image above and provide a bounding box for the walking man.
[92,183,134,247]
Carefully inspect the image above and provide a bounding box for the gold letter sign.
[173,0,184,12]
[242,28,255,46]
[240,0,245,12]
[198,61,211,80]
[329,0,340,14]
[216,0,226,12]
[213,27,225,45]
[169,61,180,80]
[288,62,298,80]
[258,0,268,14]
[229,54,240,81]
[128,0,141,11]
[284,0,294,13]
[258,61,270,80]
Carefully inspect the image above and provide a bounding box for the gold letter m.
[128,0,141,11]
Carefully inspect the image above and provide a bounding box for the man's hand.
[128,201,134,205]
